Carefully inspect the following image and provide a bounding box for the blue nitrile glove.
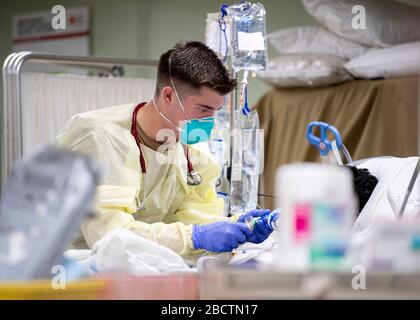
[192,221,252,252]
[238,209,273,244]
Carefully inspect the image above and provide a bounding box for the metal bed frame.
[2,51,158,192]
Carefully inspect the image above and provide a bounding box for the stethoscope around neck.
[130,102,202,187]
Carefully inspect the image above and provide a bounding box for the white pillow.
[302,0,420,47]
[344,41,420,79]
[256,53,352,88]
[268,26,370,59]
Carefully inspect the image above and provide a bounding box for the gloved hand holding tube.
[192,209,278,252]
[192,221,253,252]
[238,209,277,244]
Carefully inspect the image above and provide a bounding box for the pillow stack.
[258,0,420,88]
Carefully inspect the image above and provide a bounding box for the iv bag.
[227,2,269,72]
[205,12,232,62]
[230,110,262,215]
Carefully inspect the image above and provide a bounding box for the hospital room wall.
[0,0,149,114]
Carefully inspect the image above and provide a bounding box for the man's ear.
[161,86,174,105]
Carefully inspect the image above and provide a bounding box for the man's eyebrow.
[198,104,216,110]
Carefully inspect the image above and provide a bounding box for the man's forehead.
[190,87,224,107]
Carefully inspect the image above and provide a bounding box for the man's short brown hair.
[155,41,237,98]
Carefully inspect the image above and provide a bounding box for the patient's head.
[348,166,378,217]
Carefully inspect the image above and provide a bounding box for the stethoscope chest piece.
[187,170,202,186]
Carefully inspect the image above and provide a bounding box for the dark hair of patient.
[348,166,378,217]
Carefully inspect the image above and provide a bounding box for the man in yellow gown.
[55,41,272,257]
